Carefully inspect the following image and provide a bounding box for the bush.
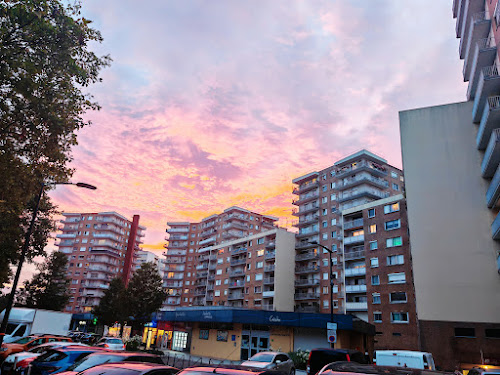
[125,335,143,351]
[288,349,310,370]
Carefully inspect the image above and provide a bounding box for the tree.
[127,262,167,328]
[0,0,111,288]
[92,278,129,328]
[18,251,70,310]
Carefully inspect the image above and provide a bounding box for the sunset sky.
[45,1,467,258]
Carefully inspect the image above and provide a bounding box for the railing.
[345,284,367,293]
[229,269,245,276]
[199,237,216,245]
[295,265,320,273]
[263,290,275,298]
[344,249,365,260]
[264,265,275,272]
[232,247,247,255]
[264,277,274,284]
[344,234,365,245]
[344,267,366,277]
[164,281,183,287]
[293,193,319,205]
[230,258,246,266]
[344,218,364,230]
[170,235,188,240]
[265,252,276,260]
[262,304,274,311]
[168,227,189,232]
[228,281,245,288]
[196,271,208,278]
[295,279,320,286]
[482,64,500,78]
[295,292,320,300]
[293,181,319,194]
[296,252,319,261]
[265,242,275,249]
[298,215,319,226]
[196,264,209,270]
[228,293,244,300]
[488,95,500,110]
[345,301,368,310]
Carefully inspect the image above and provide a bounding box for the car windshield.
[30,345,53,353]
[6,323,19,335]
[105,339,123,344]
[68,354,125,371]
[248,353,274,362]
[13,336,35,344]
[35,350,67,363]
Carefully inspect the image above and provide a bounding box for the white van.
[374,350,436,370]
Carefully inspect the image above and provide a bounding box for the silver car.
[95,337,125,351]
[241,351,295,375]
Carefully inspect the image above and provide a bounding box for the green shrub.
[125,335,143,351]
[288,349,310,370]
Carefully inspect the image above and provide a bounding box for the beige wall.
[399,101,500,323]
[270,326,294,352]
[274,230,296,312]
[191,323,242,361]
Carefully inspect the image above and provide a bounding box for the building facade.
[163,206,288,309]
[56,212,145,313]
[292,150,404,316]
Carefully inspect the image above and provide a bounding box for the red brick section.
[363,199,419,350]
[122,214,140,285]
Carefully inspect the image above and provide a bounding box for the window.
[224,279,229,284]
[333,300,338,308]
[386,236,403,248]
[392,183,399,191]
[322,259,328,267]
[257,249,264,257]
[217,258,223,264]
[372,293,381,304]
[322,221,328,228]
[388,272,406,284]
[247,264,251,271]
[387,255,404,266]
[332,244,337,252]
[330,182,336,189]
[331,231,337,239]
[391,312,409,323]
[371,275,380,285]
[322,209,327,216]
[331,207,337,214]
[384,202,400,214]
[331,193,337,201]
[216,280,221,286]
[391,171,398,179]
[454,327,475,337]
[254,286,262,293]
[256,262,263,269]
[385,219,401,231]
[79,247,86,252]
[323,300,329,308]
[331,218,336,226]
[390,292,407,303]
[323,273,329,280]
[369,224,376,234]
[323,287,329,294]
[257,238,264,245]
[374,312,382,322]
[370,258,379,268]
[332,257,337,265]
[215,290,221,297]
[322,233,328,240]
[485,329,500,339]
[255,273,263,281]
[246,275,250,282]
[322,197,328,203]
[216,269,222,275]
[368,208,375,218]
[369,241,378,250]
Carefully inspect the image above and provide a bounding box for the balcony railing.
[264,265,275,272]
[295,265,320,274]
[199,236,216,245]
[263,290,275,298]
[265,252,276,260]
[262,304,274,311]
[345,284,367,293]
[339,175,388,191]
[264,277,275,285]
[477,96,500,150]
[229,269,245,277]
[345,301,368,311]
[344,267,366,277]
[297,215,319,227]
[295,305,319,313]
[344,234,365,245]
[232,247,247,255]
[228,293,244,300]
[295,292,320,300]
[230,258,246,266]
[228,281,245,288]
[481,128,500,178]
[293,181,319,195]
[295,252,319,261]
[344,249,365,261]
[343,218,364,230]
[293,193,319,206]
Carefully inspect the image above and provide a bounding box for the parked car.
[28,346,104,375]
[70,362,178,375]
[241,352,295,375]
[1,342,87,375]
[306,348,368,375]
[0,335,73,363]
[316,362,454,375]
[374,351,436,370]
[58,351,164,375]
[178,365,287,375]
[467,367,500,375]
[94,337,125,351]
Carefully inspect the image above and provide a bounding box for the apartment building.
[163,206,285,309]
[394,1,500,369]
[341,195,418,350]
[135,250,165,279]
[292,150,403,315]
[56,212,145,313]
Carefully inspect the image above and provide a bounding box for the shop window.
[454,327,475,337]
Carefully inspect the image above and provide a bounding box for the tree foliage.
[0,0,110,288]
[92,278,129,327]
[127,262,168,326]
[18,251,70,311]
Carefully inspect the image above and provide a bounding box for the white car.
[241,352,295,375]
[95,337,125,350]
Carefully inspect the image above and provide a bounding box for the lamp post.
[308,241,335,347]
[0,181,97,346]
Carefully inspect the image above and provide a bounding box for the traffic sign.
[327,322,337,343]
[327,322,337,330]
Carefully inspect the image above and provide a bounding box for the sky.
[39,1,467,266]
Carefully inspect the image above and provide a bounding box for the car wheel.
[290,368,295,375]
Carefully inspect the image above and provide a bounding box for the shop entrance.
[241,327,270,360]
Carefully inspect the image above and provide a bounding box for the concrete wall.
[275,230,296,312]
[399,101,500,323]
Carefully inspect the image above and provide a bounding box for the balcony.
[345,267,366,277]
[293,193,319,206]
[343,218,364,230]
[194,289,206,297]
[264,265,275,272]
[487,164,500,208]
[338,188,388,203]
[295,305,319,313]
[481,129,500,178]
[196,264,209,270]
[295,265,320,274]
[296,229,320,239]
[168,242,188,249]
[196,271,208,278]
[222,231,244,240]
[264,277,275,285]
[296,251,319,262]
[492,210,500,240]
[455,0,465,37]
[229,269,245,277]
[262,304,274,311]
[478,96,500,150]
[56,233,77,238]
[293,205,320,216]
[293,181,319,195]
[230,258,246,266]
[265,252,276,260]
[263,290,275,298]
[467,38,497,99]
[295,292,320,300]
[295,279,320,287]
[224,221,249,231]
[344,248,365,261]
[199,236,216,245]
[345,284,367,293]
[297,215,319,227]
[460,10,490,61]
[295,241,318,250]
[195,280,207,287]
[228,281,245,288]
[338,175,388,191]
[336,160,388,178]
[265,242,276,249]
[472,65,500,123]
[164,281,183,288]
[168,227,189,233]
[228,293,244,300]
[231,247,247,255]
[343,234,365,245]
[345,302,368,311]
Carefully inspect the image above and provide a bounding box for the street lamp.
[308,241,335,347]
[0,181,97,346]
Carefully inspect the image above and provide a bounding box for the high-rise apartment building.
[163,206,294,310]
[135,250,165,279]
[56,212,145,313]
[394,1,500,369]
[292,150,403,316]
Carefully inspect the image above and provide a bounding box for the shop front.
[155,307,374,361]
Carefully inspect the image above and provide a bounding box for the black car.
[74,362,178,375]
[307,349,368,375]
[28,346,104,375]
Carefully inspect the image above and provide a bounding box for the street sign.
[327,322,337,343]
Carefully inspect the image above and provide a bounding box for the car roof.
[311,348,361,354]
[53,346,104,352]
[181,365,286,375]
[250,352,285,356]
[88,362,175,371]
[86,351,157,357]
[321,362,454,375]
[376,351,432,356]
